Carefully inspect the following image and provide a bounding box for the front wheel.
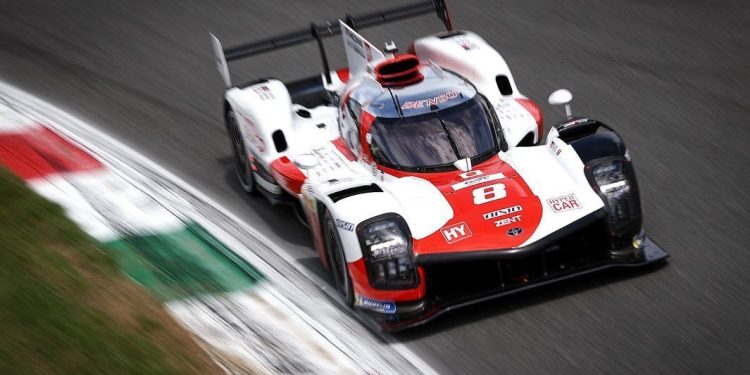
[226,110,255,193]
[323,211,354,306]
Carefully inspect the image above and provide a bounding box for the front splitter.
[357,236,668,332]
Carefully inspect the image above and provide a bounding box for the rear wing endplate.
[210,0,452,87]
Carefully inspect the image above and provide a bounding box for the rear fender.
[412,31,539,147]
[412,31,518,103]
[225,79,294,169]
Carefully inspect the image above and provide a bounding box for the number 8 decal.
[473,183,506,204]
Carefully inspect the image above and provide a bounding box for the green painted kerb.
[104,222,263,302]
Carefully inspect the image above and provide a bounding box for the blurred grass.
[0,168,221,375]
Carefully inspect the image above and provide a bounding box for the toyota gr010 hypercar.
[210,0,668,331]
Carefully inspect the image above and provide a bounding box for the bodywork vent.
[272,130,287,152]
[329,184,382,203]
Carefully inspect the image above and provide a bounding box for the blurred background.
[1,0,749,373]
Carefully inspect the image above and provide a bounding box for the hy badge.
[440,222,472,244]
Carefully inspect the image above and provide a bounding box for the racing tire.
[323,210,355,307]
[226,109,255,193]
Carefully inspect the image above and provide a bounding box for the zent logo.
[494,215,521,228]
[441,222,473,244]
[547,194,582,212]
[472,183,506,204]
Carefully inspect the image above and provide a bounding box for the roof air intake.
[374,54,424,88]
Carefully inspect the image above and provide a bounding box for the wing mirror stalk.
[548,89,573,119]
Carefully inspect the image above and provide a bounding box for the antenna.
[384,41,398,57]
[389,90,404,118]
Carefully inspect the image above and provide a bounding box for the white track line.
[0,80,440,375]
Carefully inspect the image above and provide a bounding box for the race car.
[210,0,668,331]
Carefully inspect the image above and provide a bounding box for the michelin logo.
[356,296,397,314]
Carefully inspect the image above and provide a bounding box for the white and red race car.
[210,0,667,330]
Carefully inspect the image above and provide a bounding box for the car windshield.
[369,96,497,171]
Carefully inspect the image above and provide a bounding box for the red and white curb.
[0,81,439,375]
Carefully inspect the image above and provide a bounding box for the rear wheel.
[323,211,354,306]
[226,109,255,193]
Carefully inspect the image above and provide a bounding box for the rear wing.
[210,0,452,88]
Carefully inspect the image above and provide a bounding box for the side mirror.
[548,89,573,119]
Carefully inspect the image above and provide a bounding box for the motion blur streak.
[0,83,436,374]
[1,0,749,373]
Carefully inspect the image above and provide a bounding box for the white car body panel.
[224,29,607,263]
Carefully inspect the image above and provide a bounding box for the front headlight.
[592,161,630,199]
[588,159,642,244]
[358,215,417,290]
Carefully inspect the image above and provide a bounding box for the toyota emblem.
[507,227,523,236]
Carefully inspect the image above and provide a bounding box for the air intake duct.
[374,55,424,87]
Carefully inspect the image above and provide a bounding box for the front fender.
[324,191,404,263]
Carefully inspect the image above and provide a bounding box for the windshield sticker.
[401,91,459,110]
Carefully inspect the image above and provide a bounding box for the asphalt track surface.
[1,0,749,373]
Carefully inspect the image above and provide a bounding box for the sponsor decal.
[559,118,589,129]
[550,140,562,156]
[365,44,373,62]
[494,100,529,122]
[252,85,274,100]
[253,136,265,152]
[547,194,582,212]
[472,183,506,204]
[459,170,483,179]
[506,227,523,236]
[495,215,521,228]
[242,115,265,152]
[451,172,505,191]
[440,222,472,244]
[455,37,477,51]
[343,28,366,59]
[335,219,354,231]
[401,91,459,110]
[356,296,397,314]
[483,205,523,220]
